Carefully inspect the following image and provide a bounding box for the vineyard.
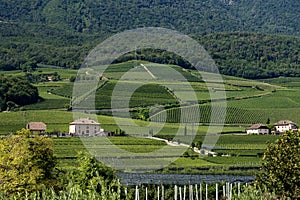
[5,61,299,125]
[0,60,298,176]
[51,134,278,174]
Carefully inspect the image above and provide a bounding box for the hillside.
[0,0,300,78]
[1,0,300,35]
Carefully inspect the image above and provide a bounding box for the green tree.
[69,151,122,199]
[0,129,59,195]
[256,131,300,198]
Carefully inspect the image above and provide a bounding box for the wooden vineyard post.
[135,185,139,200]
[174,185,178,200]
[238,182,241,197]
[195,184,199,200]
[183,185,186,200]
[216,183,218,200]
[229,183,233,200]
[146,187,148,200]
[179,186,182,200]
[226,182,230,198]
[157,186,160,200]
[205,184,208,200]
[162,185,164,200]
[200,183,202,200]
[189,184,194,200]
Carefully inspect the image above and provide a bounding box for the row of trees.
[2,31,300,79]
[114,32,300,79]
[0,76,39,111]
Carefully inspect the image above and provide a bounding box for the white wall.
[69,124,101,135]
[247,128,269,135]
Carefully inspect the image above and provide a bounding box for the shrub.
[256,131,300,199]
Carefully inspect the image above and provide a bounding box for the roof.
[274,120,296,126]
[247,124,269,130]
[26,122,46,131]
[70,118,100,125]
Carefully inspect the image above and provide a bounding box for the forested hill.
[1,0,300,35]
[0,0,300,79]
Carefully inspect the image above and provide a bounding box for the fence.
[130,182,248,200]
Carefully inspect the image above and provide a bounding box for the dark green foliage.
[1,0,300,79]
[198,33,300,79]
[25,71,61,83]
[70,151,116,189]
[0,76,39,111]
[68,151,122,199]
[256,131,300,199]
[1,0,300,35]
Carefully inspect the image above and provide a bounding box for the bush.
[233,185,279,200]
[256,131,300,199]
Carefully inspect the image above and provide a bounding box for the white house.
[274,120,298,133]
[246,124,270,135]
[69,118,104,136]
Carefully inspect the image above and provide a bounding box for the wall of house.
[275,125,296,133]
[247,129,269,135]
[69,124,100,135]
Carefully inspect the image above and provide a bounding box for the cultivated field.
[0,61,297,174]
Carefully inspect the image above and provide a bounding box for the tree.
[0,129,59,195]
[69,151,122,200]
[0,76,39,111]
[256,131,300,199]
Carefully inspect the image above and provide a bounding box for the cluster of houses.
[246,120,298,135]
[26,118,298,136]
[26,118,112,137]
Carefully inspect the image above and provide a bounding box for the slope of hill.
[0,0,300,78]
[1,0,300,35]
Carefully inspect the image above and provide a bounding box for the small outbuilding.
[246,123,269,135]
[26,122,47,134]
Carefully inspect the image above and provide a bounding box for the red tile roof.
[26,122,46,131]
[274,120,296,126]
[247,123,269,130]
[70,118,100,125]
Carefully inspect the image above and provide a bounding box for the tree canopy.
[0,129,59,195]
[256,131,300,199]
[0,76,39,111]
[1,0,300,79]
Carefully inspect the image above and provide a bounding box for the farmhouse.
[69,118,105,136]
[26,122,47,134]
[246,123,270,135]
[274,120,298,133]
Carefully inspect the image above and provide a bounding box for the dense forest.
[1,0,299,35]
[0,76,39,111]
[0,0,300,78]
[118,33,300,79]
